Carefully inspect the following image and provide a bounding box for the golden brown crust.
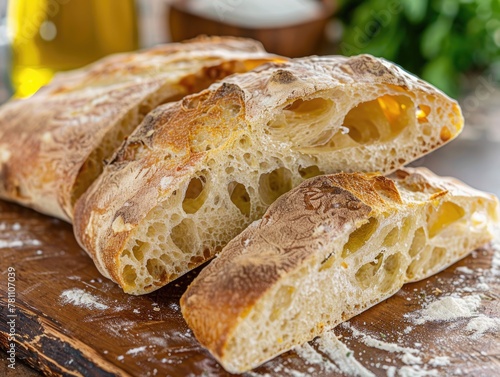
[180,168,498,366]
[0,36,281,221]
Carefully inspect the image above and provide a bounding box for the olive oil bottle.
[8,0,138,97]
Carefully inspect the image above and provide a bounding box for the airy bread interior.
[114,83,462,294]
[180,169,498,373]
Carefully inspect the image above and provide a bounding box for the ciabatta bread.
[74,55,464,294]
[180,167,499,373]
[0,36,280,221]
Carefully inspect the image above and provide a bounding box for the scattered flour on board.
[126,346,147,355]
[294,328,442,377]
[293,342,340,373]
[60,288,109,310]
[344,323,419,355]
[454,266,474,274]
[465,316,500,338]
[314,332,375,377]
[428,356,450,367]
[410,295,481,324]
[397,365,438,377]
[343,324,441,376]
[0,239,42,248]
[401,353,422,365]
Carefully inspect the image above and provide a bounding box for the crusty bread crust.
[73,54,464,295]
[0,36,281,221]
[180,168,499,373]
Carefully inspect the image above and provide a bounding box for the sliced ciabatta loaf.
[180,167,499,373]
[0,36,280,221]
[74,55,464,294]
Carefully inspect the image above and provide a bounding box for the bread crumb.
[431,288,442,295]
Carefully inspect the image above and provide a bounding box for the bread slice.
[0,36,280,221]
[73,54,464,295]
[180,167,499,373]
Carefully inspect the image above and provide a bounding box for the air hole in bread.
[342,217,378,258]
[182,175,207,214]
[382,227,399,247]
[440,126,452,142]
[160,253,173,265]
[267,97,335,147]
[122,264,137,287]
[379,252,403,292]
[270,285,295,322]
[298,165,323,179]
[407,244,445,280]
[239,135,251,149]
[408,227,426,258]
[284,98,330,113]
[146,258,167,282]
[171,218,197,254]
[424,247,447,274]
[258,167,292,205]
[401,216,412,237]
[427,201,465,238]
[260,161,270,170]
[228,181,251,216]
[422,124,432,136]
[132,240,146,262]
[243,153,255,167]
[416,104,431,123]
[343,95,413,145]
[355,252,384,289]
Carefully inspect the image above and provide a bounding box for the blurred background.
[0,0,498,100]
[0,0,498,189]
[0,0,500,101]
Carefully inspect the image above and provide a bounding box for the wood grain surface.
[0,198,498,377]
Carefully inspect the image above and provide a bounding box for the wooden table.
[1,89,499,376]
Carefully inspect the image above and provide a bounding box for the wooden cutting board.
[0,199,499,377]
